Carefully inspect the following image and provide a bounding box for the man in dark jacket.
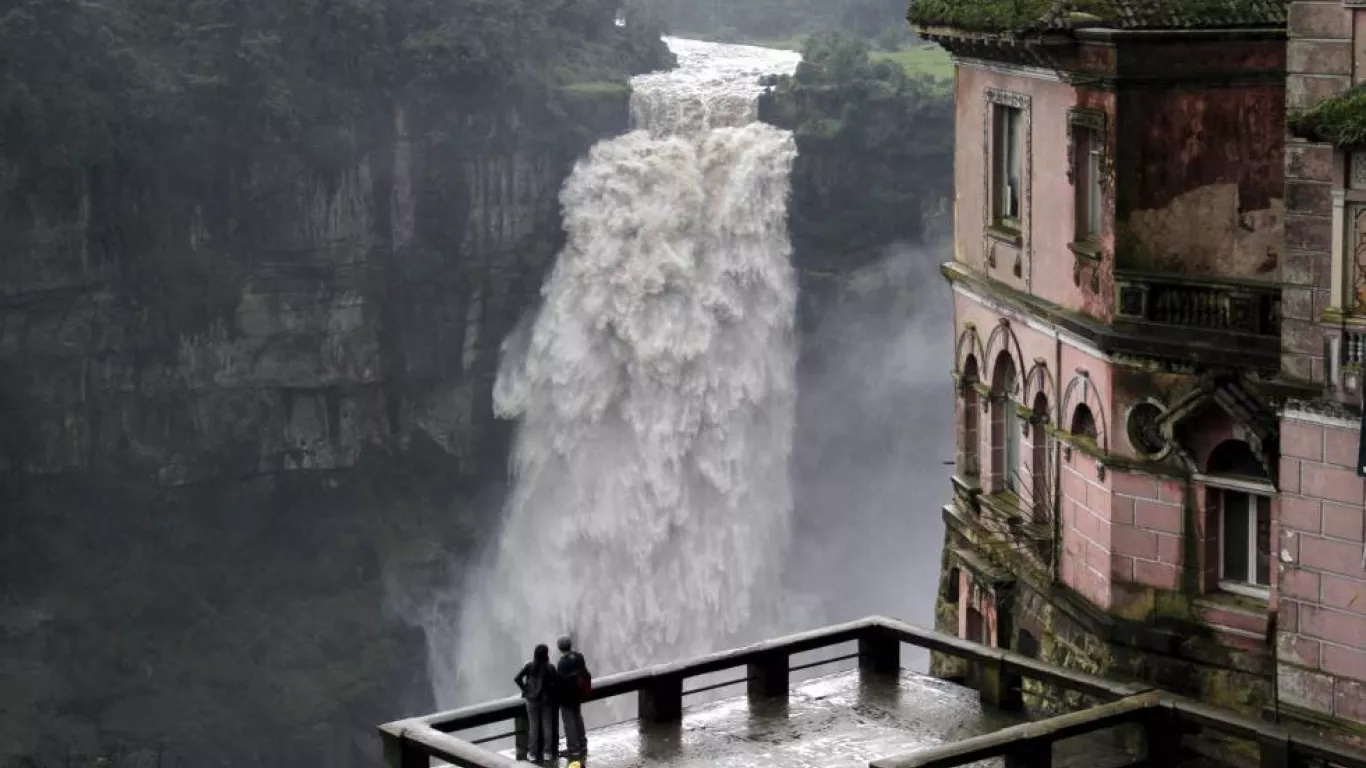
[556,635,589,759]
[514,644,558,761]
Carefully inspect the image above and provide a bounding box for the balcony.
[378,617,1366,768]
[1113,271,1281,371]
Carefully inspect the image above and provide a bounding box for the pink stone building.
[1278,0,1366,732]
[912,0,1366,744]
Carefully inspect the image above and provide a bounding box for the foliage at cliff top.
[1288,86,1366,148]
[0,0,672,178]
[906,0,1286,35]
[780,34,952,97]
[761,33,953,261]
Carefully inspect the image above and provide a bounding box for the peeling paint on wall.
[1119,184,1284,280]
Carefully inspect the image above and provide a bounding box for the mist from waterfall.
[428,39,807,708]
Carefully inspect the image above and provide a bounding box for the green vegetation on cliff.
[0,2,672,766]
[760,34,953,269]
[0,0,673,181]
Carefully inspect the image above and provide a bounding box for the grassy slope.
[869,45,955,81]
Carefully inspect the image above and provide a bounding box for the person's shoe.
[526,755,541,762]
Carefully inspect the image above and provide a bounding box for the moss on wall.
[1288,85,1366,148]
[906,0,1286,35]
[932,503,1273,732]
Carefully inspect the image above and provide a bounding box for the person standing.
[556,635,592,759]
[514,644,559,762]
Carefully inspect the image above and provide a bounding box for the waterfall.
[434,38,804,708]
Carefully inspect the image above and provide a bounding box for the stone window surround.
[1195,472,1275,602]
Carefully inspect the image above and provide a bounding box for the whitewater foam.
[435,38,804,708]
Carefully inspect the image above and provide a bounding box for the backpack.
[571,653,592,697]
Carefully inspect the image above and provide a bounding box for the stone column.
[639,675,684,723]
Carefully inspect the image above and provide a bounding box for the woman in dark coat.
[513,644,559,761]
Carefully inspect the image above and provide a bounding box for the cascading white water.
[434,38,804,708]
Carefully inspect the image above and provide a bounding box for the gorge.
[0,8,954,766]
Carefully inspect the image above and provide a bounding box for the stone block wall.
[1283,0,1354,382]
[1059,456,1193,607]
[1110,470,1186,592]
[1060,447,1114,607]
[1276,410,1366,725]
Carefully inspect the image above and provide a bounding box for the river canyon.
[0,21,953,768]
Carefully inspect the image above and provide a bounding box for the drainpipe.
[1053,325,1064,584]
[1268,605,1280,724]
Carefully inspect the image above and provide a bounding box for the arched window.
[991,353,1019,493]
[1030,393,1049,522]
[1070,403,1098,440]
[962,356,980,476]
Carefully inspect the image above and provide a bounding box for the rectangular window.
[1219,491,1271,590]
[965,606,982,643]
[1074,126,1103,241]
[993,105,1023,229]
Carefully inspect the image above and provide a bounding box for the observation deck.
[379,617,1366,768]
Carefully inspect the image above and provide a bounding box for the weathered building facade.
[912,0,1366,745]
[1278,0,1366,735]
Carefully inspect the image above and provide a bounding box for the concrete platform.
[490,669,1136,768]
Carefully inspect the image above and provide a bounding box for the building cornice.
[953,56,1066,82]
[1072,27,1286,42]
[1280,401,1361,430]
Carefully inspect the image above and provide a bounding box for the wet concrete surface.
[494,670,1138,768]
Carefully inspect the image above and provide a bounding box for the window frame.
[994,104,1023,230]
[984,88,1030,239]
[960,357,981,478]
[1075,127,1103,239]
[1004,396,1020,493]
[1214,486,1273,598]
[1067,109,1108,246]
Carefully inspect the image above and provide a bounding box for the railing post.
[858,625,900,675]
[1141,703,1179,765]
[978,654,1023,711]
[1258,732,1291,768]
[1004,738,1051,768]
[379,725,427,768]
[747,650,790,699]
[514,708,529,761]
[639,674,684,723]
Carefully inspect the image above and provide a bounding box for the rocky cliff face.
[1,94,626,485]
[0,91,630,767]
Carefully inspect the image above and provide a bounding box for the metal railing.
[378,616,1366,768]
